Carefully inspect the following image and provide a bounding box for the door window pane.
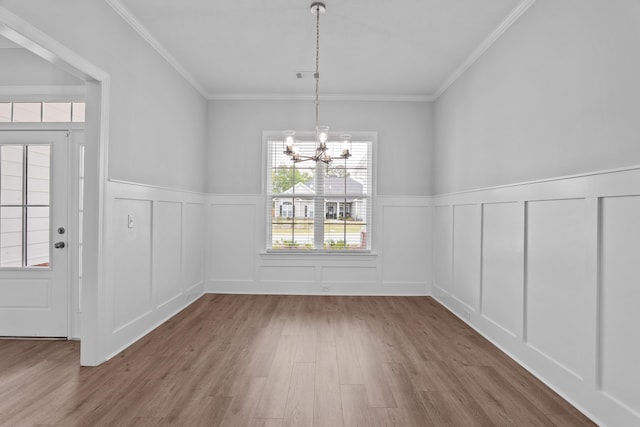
[1,145,24,205]
[0,207,23,267]
[12,103,41,122]
[26,207,49,267]
[27,145,50,205]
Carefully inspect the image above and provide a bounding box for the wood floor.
[0,295,595,426]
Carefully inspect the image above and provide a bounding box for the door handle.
[54,242,66,249]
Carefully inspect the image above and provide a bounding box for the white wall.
[207,100,433,196]
[1,0,208,193]
[0,47,83,87]
[433,0,640,195]
[432,1,640,425]
[206,100,433,295]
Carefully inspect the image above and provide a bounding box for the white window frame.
[263,130,376,253]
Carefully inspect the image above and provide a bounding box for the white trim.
[206,283,427,297]
[0,11,108,82]
[108,178,206,196]
[105,0,208,98]
[432,0,537,100]
[209,93,434,102]
[0,123,84,131]
[0,85,85,101]
[434,164,640,198]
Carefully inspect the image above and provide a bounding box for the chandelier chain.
[315,3,320,128]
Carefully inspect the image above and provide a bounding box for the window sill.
[260,250,377,258]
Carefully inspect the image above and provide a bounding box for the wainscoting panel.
[111,198,152,332]
[104,181,205,360]
[321,266,377,284]
[206,195,430,295]
[432,166,640,427]
[154,201,182,308]
[481,202,523,337]
[260,265,316,283]
[526,198,590,380]
[600,195,640,416]
[452,204,481,310]
[182,202,205,292]
[208,203,256,282]
[381,204,431,285]
[433,205,453,295]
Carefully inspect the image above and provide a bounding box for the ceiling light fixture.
[283,2,351,164]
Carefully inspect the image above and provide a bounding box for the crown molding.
[105,0,208,98]
[432,0,537,100]
[207,93,434,102]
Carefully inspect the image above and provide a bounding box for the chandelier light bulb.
[318,125,329,144]
[340,134,352,158]
[283,130,296,150]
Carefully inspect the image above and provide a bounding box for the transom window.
[0,102,85,123]
[266,132,373,251]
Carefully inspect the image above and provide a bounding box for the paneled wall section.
[432,166,640,427]
[105,181,205,358]
[206,195,431,295]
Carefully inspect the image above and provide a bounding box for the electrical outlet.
[463,309,471,321]
[321,286,330,292]
[127,213,135,228]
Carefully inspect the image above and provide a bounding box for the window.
[0,144,51,267]
[0,102,85,123]
[266,132,373,251]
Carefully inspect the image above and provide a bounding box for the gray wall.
[2,0,208,192]
[433,0,640,194]
[0,47,83,86]
[207,99,433,196]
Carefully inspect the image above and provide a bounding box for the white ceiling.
[112,0,530,100]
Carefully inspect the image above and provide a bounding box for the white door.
[0,130,69,337]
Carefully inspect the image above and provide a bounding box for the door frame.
[0,7,110,365]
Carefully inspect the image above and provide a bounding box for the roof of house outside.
[282,177,364,195]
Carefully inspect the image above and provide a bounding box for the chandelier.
[283,2,351,164]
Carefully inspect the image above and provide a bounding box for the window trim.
[263,130,377,254]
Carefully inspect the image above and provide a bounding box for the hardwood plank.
[314,342,343,427]
[340,384,388,427]
[254,334,297,419]
[248,418,283,427]
[353,331,397,408]
[282,362,315,427]
[220,376,266,427]
[382,362,438,427]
